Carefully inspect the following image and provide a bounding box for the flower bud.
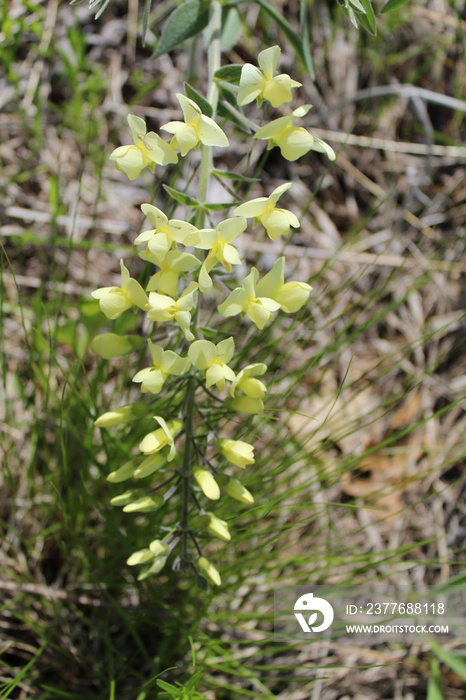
[107,459,136,483]
[94,403,145,428]
[149,540,170,557]
[198,557,221,586]
[194,467,220,500]
[127,549,154,566]
[122,495,164,513]
[231,396,264,414]
[216,438,255,468]
[218,476,254,505]
[90,333,143,359]
[203,513,231,541]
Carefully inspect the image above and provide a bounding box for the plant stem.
[182,0,223,561]
[195,0,222,228]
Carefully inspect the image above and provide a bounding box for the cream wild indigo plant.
[91,18,335,586]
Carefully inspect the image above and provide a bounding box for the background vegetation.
[1,0,465,697]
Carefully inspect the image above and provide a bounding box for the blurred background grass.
[1,0,466,697]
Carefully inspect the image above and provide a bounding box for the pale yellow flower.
[194,217,246,292]
[109,114,177,180]
[146,251,201,297]
[132,340,191,394]
[146,281,198,341]
[237,45,301,108]
[234,183,299,240]
[161,94,229,156]
[91,260,148,320]
[256,257,312,312]
[139,416,183,462]
[217,268,280,330]
[135,204,199,265]
[230,362,267,414]
[188,337,236,391]
[254,105,336,162]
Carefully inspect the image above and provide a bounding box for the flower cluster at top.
[92,46,335,586]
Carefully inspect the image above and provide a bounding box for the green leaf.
[142,0,152,45]
[356,9,377,34]
[202,201,238,211]
[254,0,315,80]
[300,0,315,82]
[357,0,376,33]
[156,679,181,697]
[427,659,443,700]
[163,185,200,208]
[349,0,366,12]
[211,169,259,183]
[214,65,243,86]
[152,0,210,59]
[381,0,410,12]
[429,641,466,682]
[184,83,213,117]
[220,6,242,51]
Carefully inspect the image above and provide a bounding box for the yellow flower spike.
[203,513,231,541]
[146,281,198,341]
[256,257,312,313]
[234,183,300,240]
[188,337,236,391]
[198,557,222,586]
[194,217,246,292]
[109,114,178,180]
[146,251,201,297]
[237,46,301,108]
[254,106,336,162]
[94,403,145,428]
[216,438,255,468]
[161,94,229,156]
[90,333,144,359]
[91,260,148,320]
[139,417,183,462]
[194,467,221,500]
[218,475,254,505]
[217,268,281,330]
[133,339,191,394]
[135,204,199,262]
